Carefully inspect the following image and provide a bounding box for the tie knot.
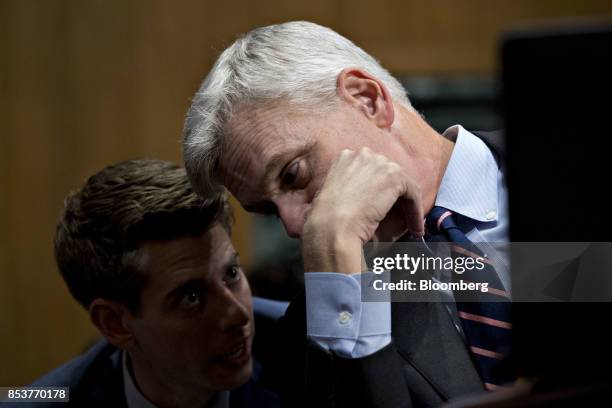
[425,206,456,234]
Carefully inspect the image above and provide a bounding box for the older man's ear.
[89,299,136,351]
[336,67,395,129]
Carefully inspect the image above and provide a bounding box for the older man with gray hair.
[183,21,511,408]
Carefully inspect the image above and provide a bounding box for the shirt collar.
[435,125,499,223]
[122,351,158,408]
[121,351,229,408]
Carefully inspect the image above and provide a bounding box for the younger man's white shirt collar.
[122,351,229,408]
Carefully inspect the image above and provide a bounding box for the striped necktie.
[426,206,515,390]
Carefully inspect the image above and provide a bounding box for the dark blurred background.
[2,0,612,387]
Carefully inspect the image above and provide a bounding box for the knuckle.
[404,180,422,199]
[359,147,373,157]
[340,149,354,158]
[383,161,401,176]
[388,162,401,172]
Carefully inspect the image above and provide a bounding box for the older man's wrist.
[302,230,362,274]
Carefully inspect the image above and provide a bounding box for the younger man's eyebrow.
[164,278,206,304]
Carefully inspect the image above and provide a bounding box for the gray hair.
[182,21,411,197]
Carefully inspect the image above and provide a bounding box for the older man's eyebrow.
[241,139,316,212]
[262,139,316,185]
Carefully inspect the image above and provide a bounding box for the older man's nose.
[275,198,309,238]
[278,208,303,238]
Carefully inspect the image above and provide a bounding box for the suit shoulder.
[29,339,114,388]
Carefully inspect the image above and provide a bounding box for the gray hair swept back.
[182,21,411,197]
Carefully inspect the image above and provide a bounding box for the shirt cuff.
[305,272,391,358]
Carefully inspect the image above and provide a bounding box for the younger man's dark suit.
[2,297,287,408]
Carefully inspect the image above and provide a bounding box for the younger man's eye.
[179,290,202,310]
[224,265,242,285]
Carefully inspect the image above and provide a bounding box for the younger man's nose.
[216,290,250,332]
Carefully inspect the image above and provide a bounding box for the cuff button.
[338,311,352,325]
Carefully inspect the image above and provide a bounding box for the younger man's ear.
[336,67,395,128]
[89,299,136,350]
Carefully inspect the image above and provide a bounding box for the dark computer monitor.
[504,21,612,242]
[503,21,612,385]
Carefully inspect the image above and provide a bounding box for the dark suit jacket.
[263,130,507,408]
[2,297,287,408]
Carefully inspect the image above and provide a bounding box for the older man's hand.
[301,147,424,274]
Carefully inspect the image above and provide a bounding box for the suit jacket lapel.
[391,300,484,400]
[229,377,280,408]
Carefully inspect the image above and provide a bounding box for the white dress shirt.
[122,351,229,408]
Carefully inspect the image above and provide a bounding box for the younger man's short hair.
[54,159,231,312]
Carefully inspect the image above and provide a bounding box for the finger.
[400,181,424,237]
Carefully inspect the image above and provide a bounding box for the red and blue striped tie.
[426,206,515,390]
